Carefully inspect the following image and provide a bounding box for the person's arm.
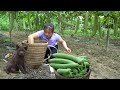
[28,31,39,44]
[59,38,71,53]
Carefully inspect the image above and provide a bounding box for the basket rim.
[54,68,91,79]
[22,40,48,46]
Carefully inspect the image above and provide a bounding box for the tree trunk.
[58,13,63,34]
[9,11,16,43]
[113,18,118,37]
[106,28,110,51]
[28,13,31,30]
[15,19,18,31]
[23,18,26,30]
[74,18,80,34]
[34,11,39,31]
[98,21,102,38]
[14,12,18,31]
[83,11,89,34]
[47,13,51,23]
[91,12,98,37]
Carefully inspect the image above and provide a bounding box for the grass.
[0,47,7,52]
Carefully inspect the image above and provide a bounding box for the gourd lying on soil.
[48,53,90,78]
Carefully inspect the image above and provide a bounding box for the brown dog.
[4,44,28,74]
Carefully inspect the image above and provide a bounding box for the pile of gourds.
[48,53,90,78]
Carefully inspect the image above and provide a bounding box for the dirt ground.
[0,31,120,79]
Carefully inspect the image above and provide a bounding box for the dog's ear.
[16,44,20,50]
[24,46,28,50]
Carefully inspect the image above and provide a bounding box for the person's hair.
[44,23,54,32]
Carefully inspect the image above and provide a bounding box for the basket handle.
[44,45,58,62]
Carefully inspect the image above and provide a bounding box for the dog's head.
[16,44,27,57]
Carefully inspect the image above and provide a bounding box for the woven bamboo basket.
[22,38,48,69]
[54,68,91,79]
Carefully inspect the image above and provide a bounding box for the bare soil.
[0,31,120,79]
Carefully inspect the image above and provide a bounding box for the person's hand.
[66,47,71,53]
